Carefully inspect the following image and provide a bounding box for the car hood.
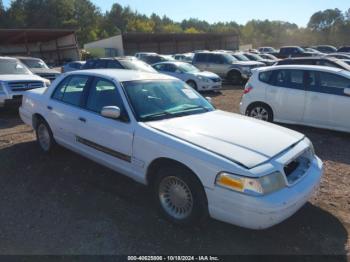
[192,71,220,78]
[29,68,60,75]
[0,74,44,82]
[146,110,304,169]
[232,61,265,66]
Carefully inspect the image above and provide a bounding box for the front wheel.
[153,166,208,226]
[35,119,56,153]
[246,103,273,122]
[186,80,198,91]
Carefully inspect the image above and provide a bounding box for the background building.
[0,29,80,65]
[84,33,239,56]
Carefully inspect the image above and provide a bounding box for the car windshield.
[21,58,49,69]
[233,54,249,61]
[119,60,157,73]
[178,63,200,73]
[0,59,32,75]
[223,53,237,62]
[245,53,263,61]
[123,80,214,122]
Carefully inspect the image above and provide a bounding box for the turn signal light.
[243,84,253,94]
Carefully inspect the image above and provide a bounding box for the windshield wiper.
[141,111,173,121]
[177,105,209,112]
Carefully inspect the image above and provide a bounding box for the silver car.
[153,61,222,91]
[192,52,264,84]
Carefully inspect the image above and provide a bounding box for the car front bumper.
[206,156,323,230]
[199,80,222,91]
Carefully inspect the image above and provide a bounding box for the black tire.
[35,118,56,153]
[246,103,273,122]
[153,165,208,226]
[186,80,198,91]
[227,70,243,85]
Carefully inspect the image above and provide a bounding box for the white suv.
[240,65,350,133]
[0,57,50,107]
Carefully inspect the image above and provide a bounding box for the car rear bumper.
[206,156,323,230]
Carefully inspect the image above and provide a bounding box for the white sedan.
[20,69,323,229]
[153,61,222,92]
[240,65,350,133]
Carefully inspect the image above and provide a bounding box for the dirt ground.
[0,85,349,256]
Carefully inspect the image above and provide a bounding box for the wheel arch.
[146,157,203,188]
[246,101,274,119]
[32,113,47,129]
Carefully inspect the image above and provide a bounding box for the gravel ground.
[0,85,349,256]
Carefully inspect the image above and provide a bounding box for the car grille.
[7,81,44,92]
[284,150,312,185]
[39,74,58,81]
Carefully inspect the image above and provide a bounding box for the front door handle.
[78,117,86,123]
[47,106,53,111]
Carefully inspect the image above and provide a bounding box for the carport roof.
[0,29,76,45]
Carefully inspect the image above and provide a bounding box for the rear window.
[259,71,273,83]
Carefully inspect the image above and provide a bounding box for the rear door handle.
[47,106,53,111]
[78,117,86,123]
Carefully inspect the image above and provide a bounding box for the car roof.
[67,69,176,82]
[0,56,18,60]
[282,56,336,61]
[257,64,345,73]
[153,61,187,65]
[15,56,42,60]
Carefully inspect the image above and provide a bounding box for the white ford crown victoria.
[19,69,323,229]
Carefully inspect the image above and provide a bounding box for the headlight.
[216,172,286,196]
[304,137,315,155]
[43,79,51,87]
[0,82,6,94]
[197,76,211,83]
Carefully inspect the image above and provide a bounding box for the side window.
[83,60,96,69]
[210,54,223,64]
[195,54,207,63]
[259,71,273,84]
[305,71,317,87]
[319,72,350,89]
[166,64,177,73]
[290,70,303,86]
[154,64,165,71]
[107,60,123,69]
[86,78,127,120]
[61,76,90,106]
[52,76,71,101]
[274,70,288,87]
[95,60,107,69]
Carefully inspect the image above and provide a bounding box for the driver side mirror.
[344,88,350,96]
[101,106,121,119]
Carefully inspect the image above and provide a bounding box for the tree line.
[0,0,349,48]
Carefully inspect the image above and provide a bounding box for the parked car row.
[6,44,350,230]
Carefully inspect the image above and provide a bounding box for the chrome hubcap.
[38,124,50,151]
[159,176,193,219]
[250,107,269,121]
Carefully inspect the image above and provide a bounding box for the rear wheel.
[227,70,243,85]
[246,103,273,122]
[35,119,56,153]
[153,165,208,226]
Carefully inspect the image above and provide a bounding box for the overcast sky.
[3,0,350,27]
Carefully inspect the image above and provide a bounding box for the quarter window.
[259,71,273,84]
